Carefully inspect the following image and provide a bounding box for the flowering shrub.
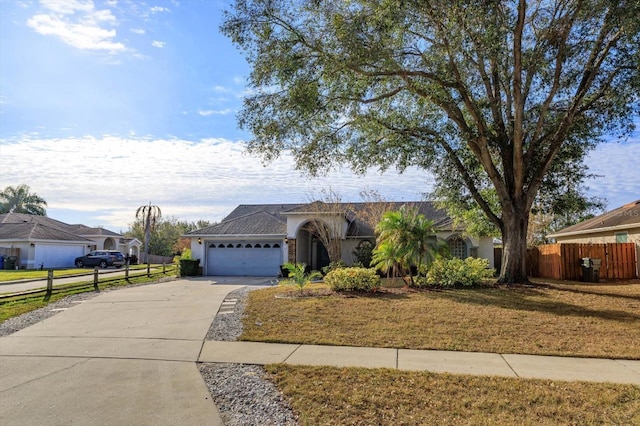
[324,267,380,292]
[421,257,494,287]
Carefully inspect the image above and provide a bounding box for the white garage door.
[36,244,86,269]
[206,242,282,276]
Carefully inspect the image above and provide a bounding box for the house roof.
[193,211,288,236]
[0,222,93,242]
[0,213,124,241]
[187,201,457,237]
[548,200,640,238]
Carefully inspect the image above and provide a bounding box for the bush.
[420,257,494,287]
[325,267,380,292]
[321,260,347,275]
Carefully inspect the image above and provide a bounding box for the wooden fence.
[527,243,637,280]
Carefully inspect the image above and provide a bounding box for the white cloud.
[150,6,170,13]
[0,136,434,230]
[198,109,232,116]
[585,141,640,208]
[151,40,165,48]
[131,28,145,34]
[27,0,126,53]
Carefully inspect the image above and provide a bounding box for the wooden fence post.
[162,263,166,274]
[125,262,129,281]
[94,267,99,291]
[44,269,54,301]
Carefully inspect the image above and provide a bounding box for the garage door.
[36,244,86,269]
[206,242,282,276]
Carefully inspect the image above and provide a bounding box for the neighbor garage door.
[36,244,86,269]
[206,241,282,276]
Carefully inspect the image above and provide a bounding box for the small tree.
[0,184,47,215]
[303,189,351,264]
[135,203,162,268]
[280,262,322,294]
[372,206,439,286]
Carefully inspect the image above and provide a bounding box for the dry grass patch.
[266,365,640,425]
[241,281,640,359]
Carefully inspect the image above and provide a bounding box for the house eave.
[186,234,286,239]
[548,223,640,239]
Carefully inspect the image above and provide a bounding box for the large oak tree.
[222,0,639,283]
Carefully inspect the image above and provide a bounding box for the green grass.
[0,266,178,322]
[0,264,166,282]
[266,365,640,425]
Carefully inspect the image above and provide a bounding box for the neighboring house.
[547,199,640,275]
[0,213,141,269]
[186,202,495,276]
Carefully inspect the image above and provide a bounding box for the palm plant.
[372,206,438,286]
[135,203,162,269]
[280,262,322,294]
[0,184,47,215]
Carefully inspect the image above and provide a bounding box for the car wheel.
[75,260,84,268]
[99,261,108,269]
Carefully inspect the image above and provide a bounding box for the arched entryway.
[104,237,116,250]
[296,221,331,272]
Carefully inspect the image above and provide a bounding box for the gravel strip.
[202,285,298,425]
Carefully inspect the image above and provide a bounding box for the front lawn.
[266,365,640,425]
[241,280,640,359]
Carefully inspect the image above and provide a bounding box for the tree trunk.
[327,240,342,264]
[499,204,530,284]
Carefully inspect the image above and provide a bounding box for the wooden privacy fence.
[527,243,637,280]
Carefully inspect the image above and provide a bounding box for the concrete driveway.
[0,277,266,426]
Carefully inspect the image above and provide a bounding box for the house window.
[448,236,467,259]
[615,232,628,243]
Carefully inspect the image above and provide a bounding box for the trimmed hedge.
[324,267,380,292]
[420,257,494,287]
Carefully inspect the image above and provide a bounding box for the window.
[264,244,271,248]
[254,244,262,248]
[448,236,467,259]
[615,232,628,243]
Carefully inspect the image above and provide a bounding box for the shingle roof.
[188,201,457,237]
[0,213,123,240]
[0,222,93,242]
[188,211,287,236]
[549,200,640,237]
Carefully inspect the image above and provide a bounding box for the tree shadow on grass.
[436,287,640,323]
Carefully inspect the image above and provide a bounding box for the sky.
[0,0,638,233]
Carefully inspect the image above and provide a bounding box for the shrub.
[420,257,494,287]
[321,260,347,275]
[325,267,380,292]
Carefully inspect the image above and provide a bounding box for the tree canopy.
[222,0,639,283]
[0,184,48,215]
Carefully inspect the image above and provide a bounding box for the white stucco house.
[0,213,141,270]
[185,202,495,276]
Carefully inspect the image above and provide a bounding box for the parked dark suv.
[75,250,126,268]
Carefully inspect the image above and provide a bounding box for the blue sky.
[0,0,638,232]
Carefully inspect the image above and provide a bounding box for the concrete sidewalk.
[0,279,250,426]
[2,277,639,426]
[199,341,640,385]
